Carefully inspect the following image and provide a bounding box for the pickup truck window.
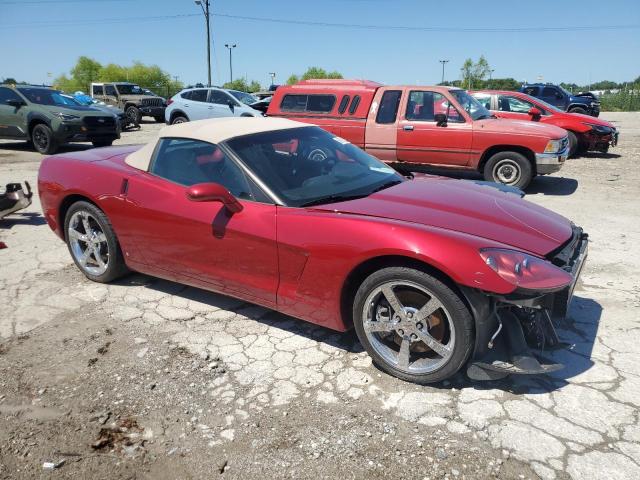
[338,95,350,114]
[406,91,463,122]
[542,86,561,98]
[450,90,491,120]
[497,95,535,114]
[105,85,117,96]
[376,90,401,124]
[281,94,336,113]
[522,86,538,96]
[348,95,361,115]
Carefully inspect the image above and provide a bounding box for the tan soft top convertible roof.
[125,117,307,171]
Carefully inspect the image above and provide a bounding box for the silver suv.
[165,87,261,125]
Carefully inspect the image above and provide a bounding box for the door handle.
[403,125,414,131]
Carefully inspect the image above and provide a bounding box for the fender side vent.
[120,178,129,195]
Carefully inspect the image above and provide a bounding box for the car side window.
[190,89,208,102]
[497,95,535,114]
[472,93,492,110]
[92,85,104,96]
[0,87,23,104]
[180,91,192,100]
[105,85,117,96]
[542,87,561,98]
[338,95,350,114]
[280,94,336,113]
[150,138,255,200]
[405,91,463,122]
[375,90,401,124]
[348,95,361,115]
[209,90,231,105]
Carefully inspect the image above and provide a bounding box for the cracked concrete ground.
[1,113,639,479]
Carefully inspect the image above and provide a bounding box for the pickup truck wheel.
[64,201,129,283]
[31,123,59,155]
[483,151,532,189]
[567,131,579,157]
[171,115,188,125]
[126,106,142,124]
[568,106,587,115]
[353,267,474,384]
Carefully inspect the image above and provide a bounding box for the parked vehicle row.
[471,90,618,156]
[0,84,120,154]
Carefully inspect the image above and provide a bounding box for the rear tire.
[353,267,474,384]
[171,115,188,125]
[568,106,587,115]
[31,123,59,155]
[64,201,129,283]
[483,151,533,189]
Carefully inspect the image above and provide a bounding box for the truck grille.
[83,116,116,128]
[141,98,164,107]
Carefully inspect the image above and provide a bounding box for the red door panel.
[123,172,278,305]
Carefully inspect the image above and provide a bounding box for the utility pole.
[195,0,212,87]
[439,59,449,85]
[225,44,236,83]
[489,69,495,88]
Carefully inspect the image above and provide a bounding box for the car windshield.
[450,89,492,120]
[116,84,144,95]
[229,90,258,106]
[60,95,82,106]
[226,126,404,207]
[17,88,74,106]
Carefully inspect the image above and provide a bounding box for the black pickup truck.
[520,83,600,117]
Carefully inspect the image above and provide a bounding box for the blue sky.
[1,0,638,88]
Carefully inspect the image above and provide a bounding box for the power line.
[0,10,637,32]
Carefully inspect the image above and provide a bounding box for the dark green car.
[0,85,120,155]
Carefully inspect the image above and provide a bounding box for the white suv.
[165,87,262,124]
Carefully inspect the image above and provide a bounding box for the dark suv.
[0,85,120,154]
[520,83,600,117]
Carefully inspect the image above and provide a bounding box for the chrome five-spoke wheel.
[362,280,455,374]
[68,210,109,276]
[354,267,473,384]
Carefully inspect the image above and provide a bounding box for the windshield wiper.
[369,179,403,194]
[299,193,370,208]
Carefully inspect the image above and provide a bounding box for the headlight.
[583,123,611,134]
[53,112,80,121]
[479,248,572,291]
[544,139,562,153]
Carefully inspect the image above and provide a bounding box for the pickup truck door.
[541,86,567,110]
[364,88,401,162]
[396,89,472,166]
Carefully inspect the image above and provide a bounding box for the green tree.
[460,56,491,89]
[1,77,18,85]
[222,78,262,93]
[70,56,102,90]
[286,67,343,85]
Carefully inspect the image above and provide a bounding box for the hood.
[475,118,567,139]
[313,176,572,256]
[574,91,599,100]
[42,105,112,116]
[120,94,156,101]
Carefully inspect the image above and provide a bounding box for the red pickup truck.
[267,80,569,189]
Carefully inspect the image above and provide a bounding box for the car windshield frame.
[228,90,258,106]
[450,89,492,120]
[224,126,404,208]
[115,84,144,95]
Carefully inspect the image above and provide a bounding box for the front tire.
[353,267,474,384]
[31,123,59,155]
[483,151,533,189]
[568,106,587,115]
[64,201,129,283]
[567,131,579,157]
[126,106,142,125]
[171,115,188,125]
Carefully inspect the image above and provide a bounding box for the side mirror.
[528,107,542,118]
[227,100,236,111]
[434,113,448,127]
[6,99,25,108]
[186,182,243,213]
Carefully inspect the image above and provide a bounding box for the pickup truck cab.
[267,80,568,189]
[472,90,618,156]
[520,83,600,117]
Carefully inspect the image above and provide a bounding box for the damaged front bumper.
[467,226,589,380]
[1,181,33,220]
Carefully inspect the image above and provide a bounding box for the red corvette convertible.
[38,118,588,384]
